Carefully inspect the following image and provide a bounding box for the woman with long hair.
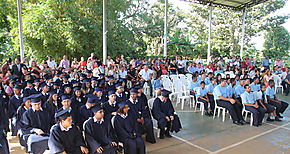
[44,91,61,116]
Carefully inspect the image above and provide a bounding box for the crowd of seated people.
[0,53,289,153]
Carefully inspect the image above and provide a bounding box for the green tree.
[263,26,290,58]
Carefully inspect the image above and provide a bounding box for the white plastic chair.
[194,90,205,115]
[273,75,283,94]
[143,82,150,96]
[212,97,228,122]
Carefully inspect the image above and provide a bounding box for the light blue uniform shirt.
[250,83,260,92]
[227,84,235,98]
[206,83,216,93]
[153,80,162,90]
[187,66,196,74]
[189,81,200,92]
[235,80,240,87]
[235,85,245,98]
[242,92,256,105]
[265,86,275,99]
[204,77,211,85]
[197,87,208,98]
[213,85,229,100]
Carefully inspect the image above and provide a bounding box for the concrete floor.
[8,94,290,154]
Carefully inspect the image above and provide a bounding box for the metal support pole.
[240,8,246,59]
[164,0,168,57]
[103,0,107,65]
[17,0,24,61]
[207,5,212,64]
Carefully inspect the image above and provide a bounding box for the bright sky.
[149,0,290,50]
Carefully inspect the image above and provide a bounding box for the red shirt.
[79,61,87,70]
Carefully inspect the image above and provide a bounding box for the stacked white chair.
[143,82,151,96]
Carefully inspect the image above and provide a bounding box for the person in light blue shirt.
[242,84,266,126]
[187,63,195,74]
[227,78,236,98]
[249,77,260,92]
[234,79,245,101]
[266,80,289,118]
[235,75,240,88]
[213,78,245,125]
[204,76,211,85]
[153,76,163,90]
[206,78,216,114]
[197,81,212,116]
[189,75,200,96]
[262,57,270,68]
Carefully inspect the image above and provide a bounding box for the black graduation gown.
[16,106,28,146]
[79,105,93,129]
[40,93,49,106]
[48,124,86,154]
[126,99,155,142]
[115,92,127,104]
[137,93,151,119]
[96,96,108,104]
[84,117,117,154]
[152,98,182,133]
[57,107,80,127]
[107,82,115,91]
[113,114,145,154]
[102,101,119,120]
[21,107,54,135]
[8,95,23,136]
[71,96,87,111]
[30,87,41,95]
[43,101,62,116]
[0,91,9,154]
[23,87,33,97]
[0,91,9,132]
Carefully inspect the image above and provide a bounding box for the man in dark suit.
[11,57,24,79]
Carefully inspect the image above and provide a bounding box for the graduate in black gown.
[126,88,156,144]
[0,86,9,154]
[115,83,127,104]
[84,105,118,154]
[21,94,55,154]
[30,79,41,95]
[79,94,97,128]
[135,85,152,119]
[107,76,116,91]
[57,94,80,128]
[16,96,31,146]
[23,80,34,97]
[94,87,107,103]
[39,81,50,106]
[102,90,119,120]
[71,86,87,111]
[49,109,89,154]
[113,102,145,154]
[8,84,23,136]
[44,91,62,116]
[152,89,182,139]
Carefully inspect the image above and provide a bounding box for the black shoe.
[266,118,274,122]
[258,123,262,126]
[205,112,210,116]
[233,121,241,125]
[210,111,214,116]
[239,120,247,125]
[253,124,259,127]
[275,117,282,121]
[165,129,172,138]
[146,139,156,144]
[277,115,283,118]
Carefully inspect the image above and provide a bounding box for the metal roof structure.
[181,0,268,10]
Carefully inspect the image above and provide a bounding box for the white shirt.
[139,69,153,81]
[93,117,104,124]
[119,70,127,79]
[177,59,187,68]
[47,60,56,69]
[196,58,203,64]
[60,123,72,131]
[107,59,114,67]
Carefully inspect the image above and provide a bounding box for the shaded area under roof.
[181,0,269,10]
